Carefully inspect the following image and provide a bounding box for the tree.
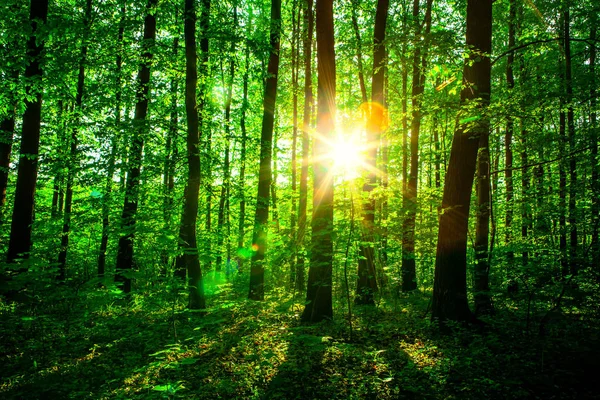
[401,0,433,293]
[57,0,93,281]
[355,0,389,305]
[296,0,313,293]
[6,0,49,263]
[114,0,158,293]
[302,0,335,322]
[248,0,282,300]
[474,131,493,315]
[98,0,126,279]
[432,0,492,323]
[176,0,209,310]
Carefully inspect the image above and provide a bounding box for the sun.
[329,133,364,179]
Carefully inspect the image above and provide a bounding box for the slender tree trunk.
[114,0,157,293]
[401,0,432,292]
[558,16,568,278]
[57,0,92,281]
[217,7,236,272]
[6,0,49,263]
[520,121,529,269]
[271,126,280,232]
[290,0,299,287]
[505,0,515,287]
[564,7,578,275]
[161,35,179,276]
[356,0,388,305]
[302,0,335,322]
[99,2,126,278]
[590,21,598,272]
[474,131,493,315]
[238,26,251,271]
[296,0,313,293]
[432,0,491,324]
[248,0,282,300]
[350,0,368,104]
[177,0,208,310]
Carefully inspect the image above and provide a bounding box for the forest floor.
[1,273,600,399]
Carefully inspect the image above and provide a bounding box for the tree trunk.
[99,1,126,279]
[302,0,335,322]
[238,23,251,272]
[6,0,49,263]
[564,7,578,275]
[57,0,92,281]
[290,0,299,287]
[114,0,157,293]
[296,0,313,293]
[432,0,491,324]
[474,131,493,316]
[401,0,432,292]
[248,0,282,300]
[217,7,236,272]
[356,0,388,305]
[590,20,598,273]
[176,0,209,310]
[505,0,515,288]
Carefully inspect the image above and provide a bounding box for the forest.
[1,0,599,398]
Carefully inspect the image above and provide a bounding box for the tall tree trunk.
[57,0,92,281]
[177,0,209,310]
[238,23,251,272]
[114,0,157,293]
[248,0,282,300]
[99,1,126,278]
[590,20,598,273]
[290,0,299,287]
[296,0,313,293]
[301,0,335,322]
[350,0,367,104]
[558,16,568,278]
[505,0,515,287]
[6,0,49,263]
[564,7,577,275]
[474,131,493,315]
[401,0,432,292]
[356,0,388,305]
[217,7,236,272]
[432,0,491,324]
[520,122,529,268]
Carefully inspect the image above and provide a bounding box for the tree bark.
[505,0,515,287]
[564,7,578,275]
[114,0,157,293]
[217,7,236,272]
[401,0,432,292]
[57,0,92,281]
[6,0,49,263]
[248,0,282,300]
[432,0,491,324]
[302,0,335,322]
[98,1,126,279]
[356,0,388,305]
[590,20,598,273]
[296,0,313,294]
[474,131,493,316]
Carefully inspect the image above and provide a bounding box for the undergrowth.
[1,273,599,399]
